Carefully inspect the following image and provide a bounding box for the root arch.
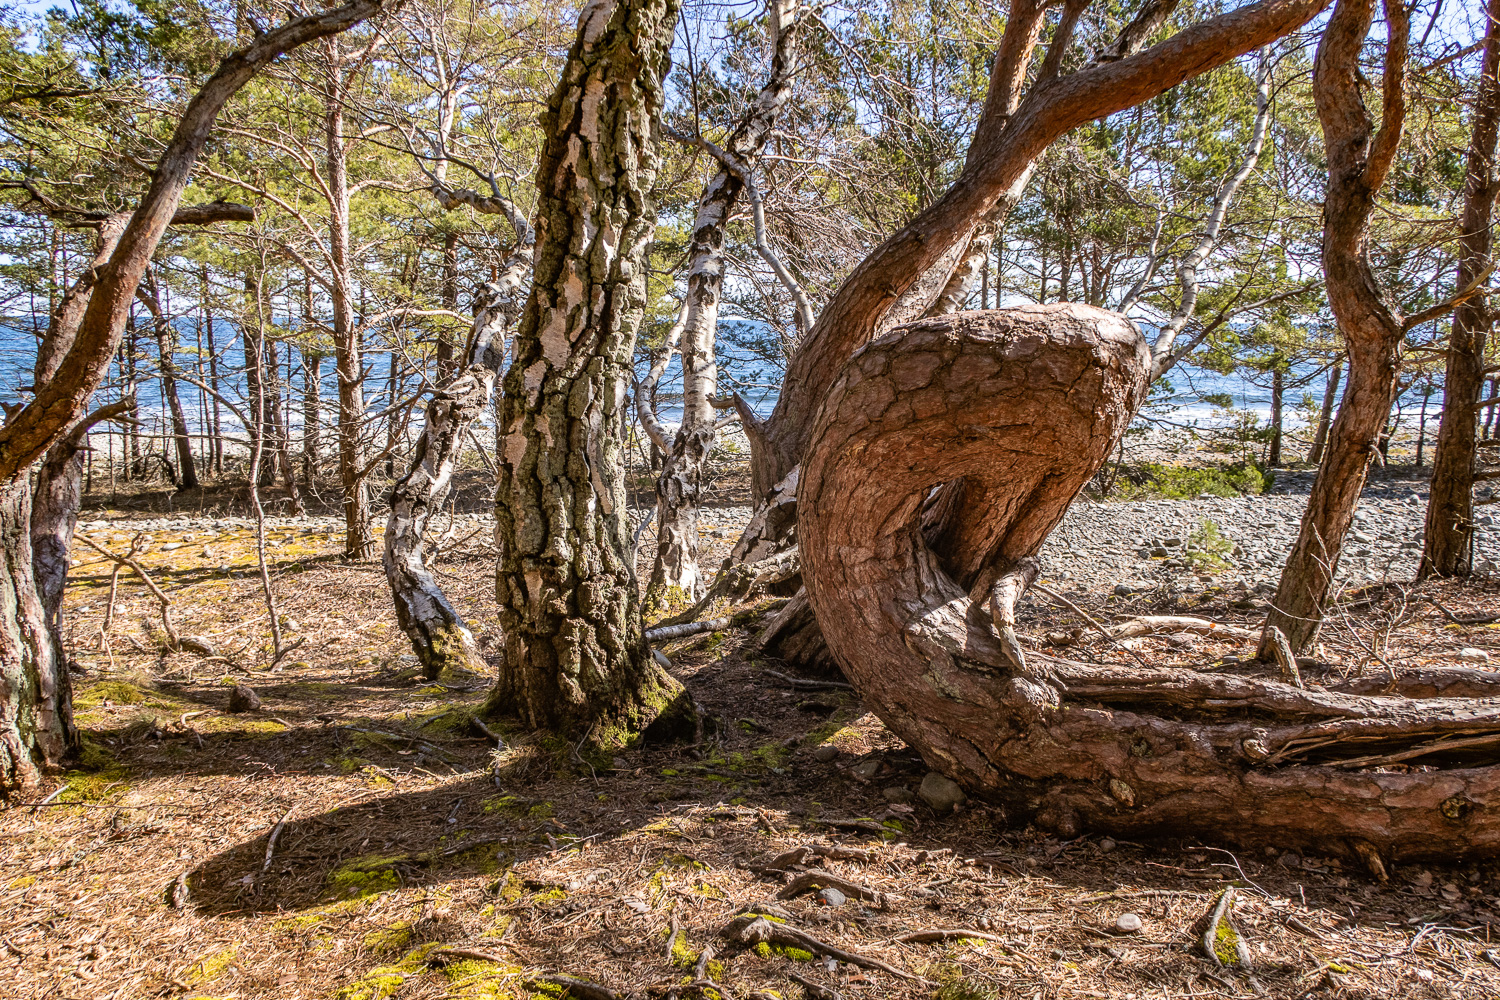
[798,304,1500,860]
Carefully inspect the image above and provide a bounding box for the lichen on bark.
[489,0,691,743]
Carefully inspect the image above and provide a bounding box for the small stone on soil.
[1114,913,1143,934]
[918,772,966,813]
[228,683,261,713]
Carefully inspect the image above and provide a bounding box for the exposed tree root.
[719,913,918,981]
[798,306,1500,861]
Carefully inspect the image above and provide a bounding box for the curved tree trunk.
[800,306,1500,862]
[385,282,514,679]
[1261,0,1409,656]
[0,0,398,797]
[488,0,692,743]
[746,0,1332,498]
[1421,0,1500,578]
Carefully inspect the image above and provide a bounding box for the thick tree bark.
[385,282,514,679]
[488,0,691,742]
[0,481,71,796]
[1421,0,1500,578]
[1262,0,1409,656]
[0,0,397,797]
[747,0,1332,497]
[647,0,802,605]
[801,306,1500,861]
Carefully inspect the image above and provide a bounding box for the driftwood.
[1105,616,1259,641]
[797,306,1500,861]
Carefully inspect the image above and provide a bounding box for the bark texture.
[1421,0,1500,577]
[1261,0,1408,656]
[489,0,690,742]
[800,306,1500,860]
[385,283,513,679]
[0,481,69,795]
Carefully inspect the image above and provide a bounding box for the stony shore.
[75,469,1498,596]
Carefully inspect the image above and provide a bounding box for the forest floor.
[5,454,1500,1000]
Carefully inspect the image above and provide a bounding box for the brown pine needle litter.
[2,502,1499,999]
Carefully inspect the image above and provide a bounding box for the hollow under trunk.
[800,305,1500,862]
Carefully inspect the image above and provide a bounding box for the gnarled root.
[799,305,1500,861]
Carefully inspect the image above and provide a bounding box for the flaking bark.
[385,282,515,679]
[489,0,691,742]
[647,0,802,604]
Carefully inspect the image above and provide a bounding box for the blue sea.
[0,313,1445,459]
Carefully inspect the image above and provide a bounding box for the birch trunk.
[647,0,801,604]
[489,0,691,742]
[385,282,514,679]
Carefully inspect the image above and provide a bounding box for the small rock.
[918,772,966,813]
[1098,837,1117,853]
[883,785,915,805]
[850,758,881,780]
[817,887,847,907]
[1459,648,1491,664]
[1113,913,1143,935]
[813,745,840,762]
[228,683,261,713]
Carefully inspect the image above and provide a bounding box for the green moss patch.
[326,855,406,900]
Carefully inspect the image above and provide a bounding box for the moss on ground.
[326,855,405,900]
[333,942,442,1000]
[181,946,237,986]
[361,923,413,955]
